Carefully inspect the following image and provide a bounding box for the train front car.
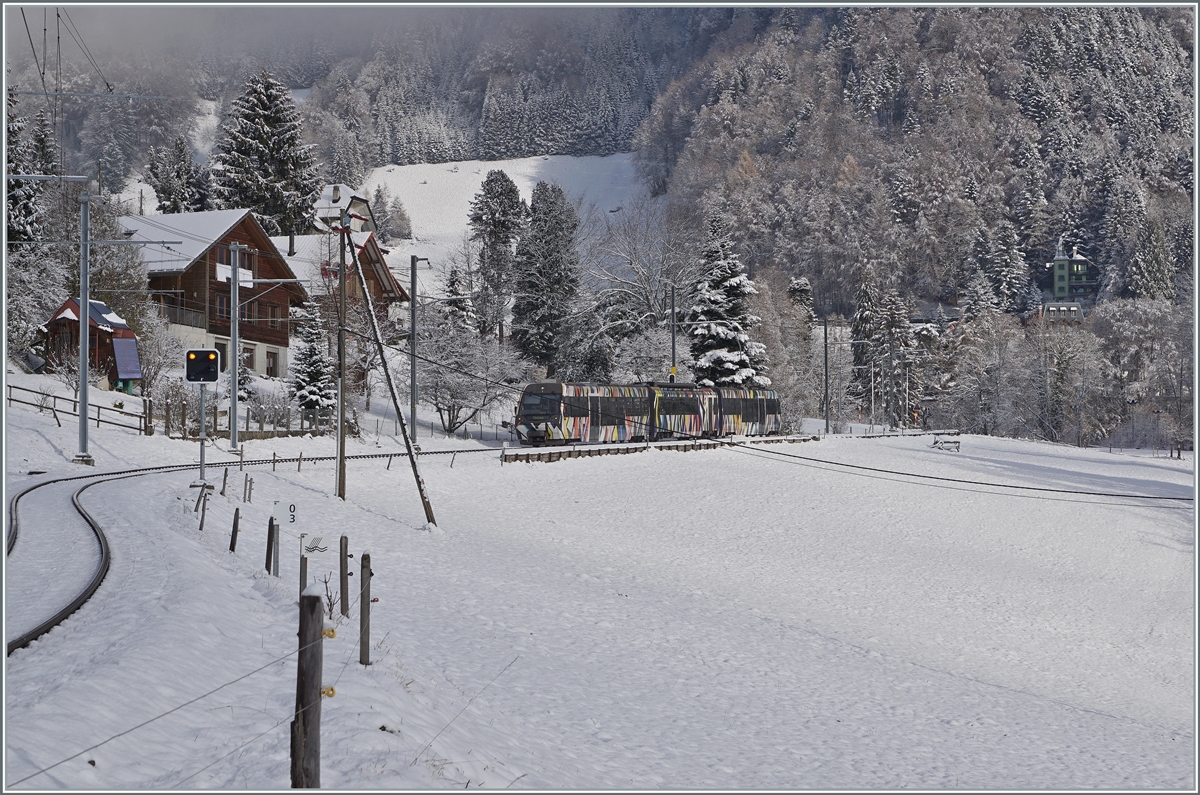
[514,381,566,445]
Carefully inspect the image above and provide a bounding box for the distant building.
[42,298,142,393]
[1040,302,1085,323]
[311,184,375,234]
[1046,239,1099,300]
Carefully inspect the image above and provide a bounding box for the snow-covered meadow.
[3,366,1194,790]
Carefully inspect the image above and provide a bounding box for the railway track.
[3,445,495,655]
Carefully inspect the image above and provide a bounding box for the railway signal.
[185,349,220,382]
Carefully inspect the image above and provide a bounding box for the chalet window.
[216,294,230,320]
[238,300,253,322]
[265,350,278,378]
[267,304,282,329]
[241,345,255,372]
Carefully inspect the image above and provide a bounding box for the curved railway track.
[4,447,492,655]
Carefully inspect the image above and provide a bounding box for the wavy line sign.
[300,533,333,560]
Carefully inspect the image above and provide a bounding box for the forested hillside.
[635,6,1193,313]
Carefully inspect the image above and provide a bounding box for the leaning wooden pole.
[345,234,437,525]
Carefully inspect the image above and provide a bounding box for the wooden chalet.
[42,298,142,393]
[311,184,375,234]
[118,209,308,379]
[270,230,408,308]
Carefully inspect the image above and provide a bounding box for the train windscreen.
[519,392,560,420]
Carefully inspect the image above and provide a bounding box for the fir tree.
[849,271,882,400]
[468,169,525,341]
[987,221,1033,314]
[511,181,580,374]
[6,89,40,242]
[288,300,336,419]
[329,128,363,188]
[212,70,321,235]
[686,216,769,387]
[960,271,1000,320]
[146,136,203,214]
[1127,218,1174,300]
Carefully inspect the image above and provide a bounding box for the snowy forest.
[4,6,1194,450]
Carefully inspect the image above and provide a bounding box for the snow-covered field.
[361,153,648,297]
[3,368,1194,790]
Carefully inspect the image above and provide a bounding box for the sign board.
[299,533,333,561]
[274,500,299,527]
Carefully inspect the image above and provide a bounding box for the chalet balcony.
[159,304,207,329]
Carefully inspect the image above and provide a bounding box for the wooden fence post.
[229,507,240,552]
[339,536,350,618]
[273,452,277,471]
[359,551,371,666]
[197,489,209,533]
[298,452,303,472]
[291,585,323,788]
[265,516,276,574]
[243,473,250,502]
[220,467,229,497]
[248,477,254,504]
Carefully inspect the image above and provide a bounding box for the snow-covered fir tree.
[960,271,1001,320]
[787,276,815,324]
[686,216,769,387]
[986,222,1033,313]
[6,90,41,243]
[145,136,209,214]
[1127,218,1174,300]
[288,300,336,419]
[849,271,882,400]
[467,169,525,341]
[212,71,322,235]
[511,181,580,375]
[329,128,363,188]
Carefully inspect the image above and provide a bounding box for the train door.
[588,391,601,442]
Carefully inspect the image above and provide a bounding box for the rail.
[502,434,820,464]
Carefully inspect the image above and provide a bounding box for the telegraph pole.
[670,285,677,383]
[409,255,428,435]
[228,242,249,451]
[823,317,830,435]
[336,218,348,499]
[75,191,93,465]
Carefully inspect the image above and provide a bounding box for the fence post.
[273,516,281,576]
[300,550,308,600]
[273,452,277,471]
[359,551,371,666]
[144,397,153,435]
[339,536,350,618]
[265,516,276,574]
[243,473,250,502]
[298,452,303,472]
[229,507,240,552]
[197,489,209,533]
[248,477,254,504]
[220,467,229,497]
[291,586,323,788]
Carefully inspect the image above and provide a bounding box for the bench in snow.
[931,437,960,452]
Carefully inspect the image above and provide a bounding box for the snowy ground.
[3,367,1194,790]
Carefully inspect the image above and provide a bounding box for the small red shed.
[43,298,143,393]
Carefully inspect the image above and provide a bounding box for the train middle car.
[513,381,781,446]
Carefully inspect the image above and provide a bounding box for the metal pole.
[229,242,248,451]
[74,191,94,465]
[670,285,677,383]
[887,337,896,430]
[410,255,421,436]
[823,317,830,435]
[198,383,207,481]
[336,221,347,500]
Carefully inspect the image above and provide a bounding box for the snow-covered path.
[4,386,1194,789]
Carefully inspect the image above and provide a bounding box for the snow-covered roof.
[313,184,367,216]
[269,231,405,301]
[48,298,135,336]
[117,209,253,274]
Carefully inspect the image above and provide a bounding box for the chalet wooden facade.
[119,209,308,379]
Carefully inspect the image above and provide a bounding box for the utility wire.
[7,636,322,788]
[59,8,111,92]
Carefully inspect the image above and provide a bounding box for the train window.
[562,396,588,417]
[521,393,559,416]
[766,398,779,415]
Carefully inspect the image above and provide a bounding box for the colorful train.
[513,381,782,445]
